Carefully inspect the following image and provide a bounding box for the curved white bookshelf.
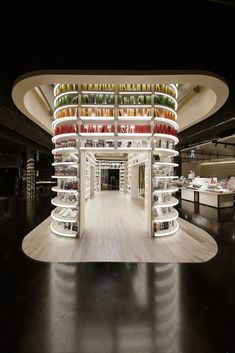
[153,133,179,145]
[154,117,179,130]
[53,84,60,96]
[153,162,178,167]
[153,197,179,208]
[51,197,78,208]
[153,148,179,157]
[153,220,179,237]
[153,209,178,223]
[52,117,78,129]
[51,208,78,223]
[50,220,77,238]
[52,162,78,166]
[51,186,78,194]
[53,104,78,119]
[153,187,178,194]
[154,92,178,110]
[53,84,78,97]
[170,84,178,99]
[154,105,177,118]
[54,91,78,106]
[52,133,78,143]
[52,175,78,179]
[52,147,77,154]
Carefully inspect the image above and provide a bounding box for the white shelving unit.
[50,81,179,239]
[95,160,101,191]
[85,152,96,202]
[51,84,80,238]
[152,84,179,237]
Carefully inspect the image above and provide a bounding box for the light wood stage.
[22,191,218,263]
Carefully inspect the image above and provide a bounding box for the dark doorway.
[101,169,120,190]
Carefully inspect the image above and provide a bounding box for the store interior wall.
[182,160,235,179]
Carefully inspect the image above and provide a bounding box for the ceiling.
[181,134,235,162]
[1,0,235,153]
[12,71,228,134]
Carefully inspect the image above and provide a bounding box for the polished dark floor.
[0,195,235,353]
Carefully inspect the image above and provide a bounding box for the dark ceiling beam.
[0,124,51,154]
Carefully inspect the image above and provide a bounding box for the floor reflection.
[48,263,180,353]
[1,195,235,352]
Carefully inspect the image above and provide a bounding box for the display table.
[181,188,235,208]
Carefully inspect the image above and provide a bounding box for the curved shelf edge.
[153,148,179,157]
[153,133,179,145]
[51,187,78,194]
[53,104,78,119]
[50,220,78,238]
[52,147,77,154]
[51,209,78,223]
[153,188,179,194]
[153,210,178,223]
[153,197,179,208]
[154,117,179,130]
[52,133,79,143]
[153,221,179,237]
[52,116,78,129]
[51,198,78,208]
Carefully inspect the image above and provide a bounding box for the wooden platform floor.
[22,191,218,263]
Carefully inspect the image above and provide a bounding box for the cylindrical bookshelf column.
[152,84,179,236]
[50,84,80,237]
